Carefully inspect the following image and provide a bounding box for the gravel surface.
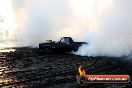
[0,49,131,88]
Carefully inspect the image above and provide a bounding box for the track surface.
[0,49,132,88]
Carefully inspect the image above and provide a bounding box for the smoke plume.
[75,0,132,57]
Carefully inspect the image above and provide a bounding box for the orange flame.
[78,65,86,76]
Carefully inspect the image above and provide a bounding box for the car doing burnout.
[39,37,87,53]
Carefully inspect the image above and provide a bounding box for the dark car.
[39,37,87,53]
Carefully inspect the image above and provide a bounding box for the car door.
[57,38,73,52]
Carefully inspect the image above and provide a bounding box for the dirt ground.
[0,49,132,88]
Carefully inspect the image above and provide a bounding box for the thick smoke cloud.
[76,0,132,57]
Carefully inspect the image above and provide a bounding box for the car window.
[60,38,69,44]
